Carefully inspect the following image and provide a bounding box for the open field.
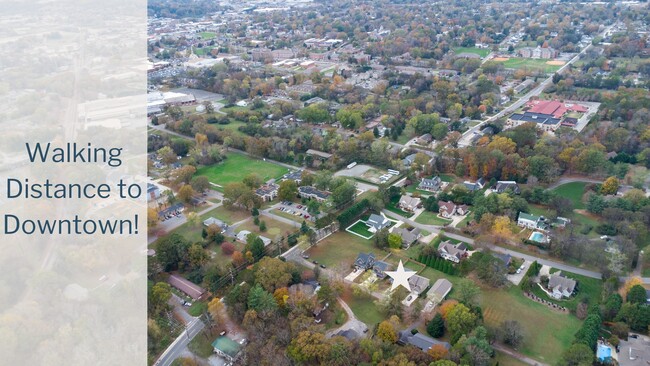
[305,231,384,269]
[237,217,297,238]
[415,211,452,226]
[199,31,216,39]
[341,288,383,326]
[201,205,251,226]
[494,351,530,366]
[194,46,215,56]
[454,47,490,57]
[492,57,562,73]
[551,181,588,209]
[195,153,289,188]
[481,286,583,365]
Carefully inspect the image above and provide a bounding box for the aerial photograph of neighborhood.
[145,0,650,365]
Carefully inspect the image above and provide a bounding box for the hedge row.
[337,199,370,227]
[418,254,457,275]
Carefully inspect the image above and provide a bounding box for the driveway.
[507,260,531,286]
[326,298,368,339]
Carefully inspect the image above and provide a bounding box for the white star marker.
[386,260,416,292]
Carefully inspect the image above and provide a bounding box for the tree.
[190,176,210,194]
[254,257,293,292]
[242,173,262,189]
[150,282,172,315]
[377,316,400,343]
[157,146,177,165]
[156,233,190,271]
[388,233,403,249]
[247,284,278,318]
[500,320,524,348]
[439,300,459,320]
[232,251,246,266]
[428,344,449,361]
[601,176,620,195]
[188,243,208,270]
[147,208,159,229]
[170,165,197,185]
[287,331,331,364]
[445,303,477,342]
[456,279,481,307]
[627,285,647,304]
[208,297,224,325]
[427,313,445,338]
[177,185,195,204]
[621,277,643,298]
[331,180,357,207]
[186,211,200,227]
[278,180,298,201]
[586,193,607,214]
[259,220,267,232]
[558,343,594,366]
[221,242,235,255]
[246,234,266,261]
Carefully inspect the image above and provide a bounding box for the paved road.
[546,176,604,190]
[493,343,549,366]
[457,24,614,147]
[154,317,205,366]
[382,209,604,279]
[149,201,220,245]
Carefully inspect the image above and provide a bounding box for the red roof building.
[168,274,207,300]
[526,100,588,119]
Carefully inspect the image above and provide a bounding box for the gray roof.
[548,273,576,293]
[398,330,450,351]
[355,252,375,269]
[391,227,421,245]
[408,275,430,294]
[427,278,453,301]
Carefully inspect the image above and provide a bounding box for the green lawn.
[494,351,530,366]
[415,211,452,226]
[454,47,491,57]
[194,46,215,56]
[552,182,588,209]
[342,288,383,326]
[237,217,298,238]
[481,286,583,365]
[492,57,562,73]
[439,174,456,183]
[199,32,216,40]
[200,205,251,226]
[195,153,289,188]
[306,231,383,269]
[386,197,414,218]
[188,330,216,358]
[347,221,375,239]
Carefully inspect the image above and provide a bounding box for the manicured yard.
[386,197,414,218]
[530,269,602,312]
[237,217,298,238]
[199,31,216,40]
[347,221,375,239]
[195,153,289,188]
[439,174,456,183]
[200,205,251,226]
[552,181,588,209]
[481,286,583,365]
[492,57,562,73]
[341,288,383,326]
[454,47,491,57]
[306,231,384,269]
[415,211,453,226]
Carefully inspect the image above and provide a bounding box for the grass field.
[194,46,215,56]
[199,32,216,40]
[200,205,251,226]
[552,181,588,209]
[481,286,582,364]
[306,231,383,269]
[454,47,490,57]
[347,221,375,239]
[195,153,289,188]
[415,211,452,226]
[237,217,297,238]
[341,288,383,326]
[494,351,530,366]
[492,57,562,73]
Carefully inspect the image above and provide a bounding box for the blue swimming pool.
[597,344,612,361]
[529,231,546,243]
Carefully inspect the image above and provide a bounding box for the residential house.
[306,149,332,166]
[168,274,207,300]
[407,275,430,295]
[418,176,442,192]
[334,329,359,341]
[494,253,511,268]
[236,230,252,243]
[416,133,433,146]
[354,252,376,270]
[391,227,422,248]
[463,177,485,192]
[398,195,421,212]
[255,183,279,202]
[438,241,468,263]
[147,183,161,201]
[373,261,391,279]
[438,201,457,219]
[398,330,450,352]
[548,272,577,299]
[494,180,520,194]
[427,278,453,302]
[517,212,549,231]
[366,214,391,233]
[402,153,417,167]
[203,217,228,230]
[456,204,469,216]
[283,170,303,184]
[298,186,331,202]
[212,336,242,362]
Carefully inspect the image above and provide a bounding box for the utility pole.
[229,268,234,286]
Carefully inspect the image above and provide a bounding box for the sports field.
[492,57,563,73]
[453,47,490,57]
[195,153,289,188]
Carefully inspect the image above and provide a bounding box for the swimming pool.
[597,343,612,361]
[529,231,546,243]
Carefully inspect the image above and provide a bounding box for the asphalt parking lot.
[276,201,314,221]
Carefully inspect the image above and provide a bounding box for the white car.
[600,235,609,240]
